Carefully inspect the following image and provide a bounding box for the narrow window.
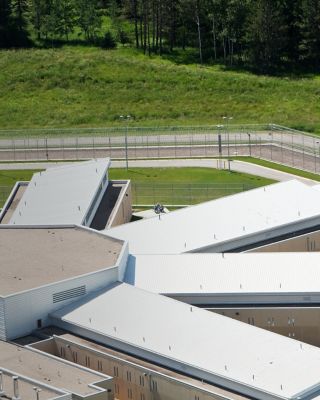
[85,356,90,368]
[151,380,158,392]
[60,347,66,358]
[37,319,42,328]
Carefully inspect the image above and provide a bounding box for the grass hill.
[1,46,320,132]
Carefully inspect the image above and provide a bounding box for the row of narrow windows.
[59,347,203,400]
[60,347,156,387]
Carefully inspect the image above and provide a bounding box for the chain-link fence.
[131,182,260,206]
[0,182,262,208]
[0,124,320,174]
[0,186,11,207]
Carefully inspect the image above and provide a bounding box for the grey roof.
[9,159,110,226]
[0,225,123,296]
[0,341,111,398]
[125,253,320,305]
[106,180,320,254]
[51,283,320,400]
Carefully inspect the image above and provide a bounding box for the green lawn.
[109,167,275,205]
[0,169,40,185]
[0,169,40,206]
[1,46,320,133]
[0,167,275,207]
[108,166,274,185]
[235,157,320,182]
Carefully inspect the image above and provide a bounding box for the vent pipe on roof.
[0,371,4,395]
[33,387,41,400]
[12,376,21,400]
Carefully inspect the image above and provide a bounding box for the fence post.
[175,135,177,158]
[76,137,79,160]
[291,133,294,167]
[302,133,305,170]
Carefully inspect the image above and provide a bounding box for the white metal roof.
[51,283,320,400]
[9,159,110,225]
[124,253,320,304]
[106,180,320,254]
[312,184,320,191]
[132,207,170,219]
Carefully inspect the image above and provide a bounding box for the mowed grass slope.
[1,46,320,131]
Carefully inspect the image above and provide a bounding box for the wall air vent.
[53,286,86,304]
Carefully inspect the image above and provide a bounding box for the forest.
[1,0,320,73]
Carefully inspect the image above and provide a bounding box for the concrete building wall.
[84,172,109,227]
[0,297,6,340]
[211,307,320,347]
[2,267,118,340]
[107,181,132,229]
[33,337,240,400]
[249,231,320,253]
[0,369,69,400]
[117,242,129,282]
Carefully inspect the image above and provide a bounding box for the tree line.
[1,0,320,73]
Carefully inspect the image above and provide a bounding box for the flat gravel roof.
[0,341,110,397]
[0,226,123,296]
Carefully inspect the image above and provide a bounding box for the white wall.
[0,298,6,340]
[117,241,129,282]
[3,267,118,340]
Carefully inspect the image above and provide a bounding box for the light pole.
[222,116,233,158]
[269,132,273,160]
[222,116,233,171]
[247,133,251,157]
[120,115,131,171]
[216,124,223,169]
[316,141,320,173]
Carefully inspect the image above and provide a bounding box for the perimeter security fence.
[0,123,319,207]
[0,124,320,175]
[0,182,261,209]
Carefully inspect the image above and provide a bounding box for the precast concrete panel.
[0,298,6,340]
[3,267,118,340]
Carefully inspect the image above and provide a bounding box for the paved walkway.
[0,159,317,186]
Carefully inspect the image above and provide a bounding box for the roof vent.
[33,387,41,400]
